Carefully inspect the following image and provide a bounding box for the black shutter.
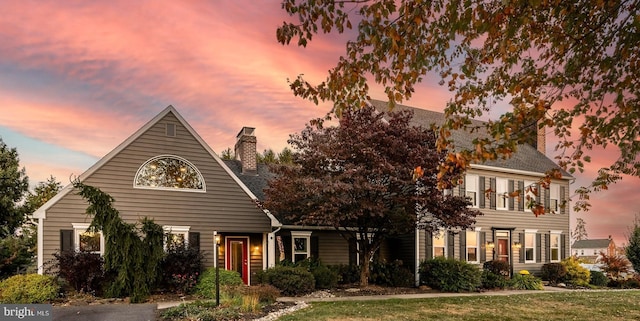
[283,235,292,262]
[348,237,358,265]
[447,232,455,259]
[458,176,466,198]
[60,229,73,252]
[479,176,486,208]
[545,234,551,262]
[561,234,567,260]
[560,186,566,215]
[536,233,542,263]
[480,232,486,262]
[544,185,551,213]
[535,183,541,207]
[459,230,467,261]
[425,231,433,259]
[508,180,515,211]
[518,181,525,211]
[311,236,319,259]
[489,178,497,210]
[519,233,525,263]
[189,232,200,251]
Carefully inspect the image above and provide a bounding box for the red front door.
[497,238,509,262]
[226,237,249,284]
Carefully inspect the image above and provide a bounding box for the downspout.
[268,226,282,268]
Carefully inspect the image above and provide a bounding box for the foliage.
[597,251,631,280]
[0,231,36,279]
[194,268,244,299]
[310,263,339,289]
[264,106,479,286]
[161,243,204,294]
[589,270,609,287]
[482,260,510,277]
[0,273,59,303]
[419,257,481,292]
[72,181,165,302]
[0,138,29,238]
[561,257,591,287]
[572,218,589,243]
[480,270,508,290]
[508,274,544,290]
[330,264,361,284]
[540,263,567,285]
[369,259,415,287]
[277,0,640,211]
[626,216,640,272]
[608,277,640,289]
[242,284,281,304]
[160,300,241,321]
[220,147,234,160]
[254,266,315,296]
[52,250,105,295]
[21,176,62,215]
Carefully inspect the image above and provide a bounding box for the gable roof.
[370,99,572,178]
[33,106,281,227]
[572,239,613,249]
[223,160,275,202]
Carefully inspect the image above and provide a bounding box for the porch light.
[513,241,522,249]
[486,241,495,249]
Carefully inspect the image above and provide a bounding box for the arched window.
[134,155,205,192]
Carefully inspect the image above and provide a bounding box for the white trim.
[225,236,251,285]
[549,183,560,212]
[465,174,479,208]
[37,218,44,274]
[470,164,573,180]
[433,230,447,257]
[291,231,312,262]
[496,177,508,210]
[549,233,561,262]
[72,223,105,255]
[465,230,480,263]
[524,231,537,263]
[134,155,206,193]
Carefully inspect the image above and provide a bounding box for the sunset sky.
[1,1,637,245]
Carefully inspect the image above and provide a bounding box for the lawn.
[279,290,640,321]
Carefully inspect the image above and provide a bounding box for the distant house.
[572,237,616,263]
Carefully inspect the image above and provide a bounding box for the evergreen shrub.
[419,257,481,292]
[0,274,60,303]
[589,270,608,287]
[541,263,567,285]
[194,268,243,299]
[254,266,315,296]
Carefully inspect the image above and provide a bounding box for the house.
[572,237,616,263]
[367,100,572,277]
[34,106,283,285]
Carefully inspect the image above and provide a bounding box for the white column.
[37,218,44,275]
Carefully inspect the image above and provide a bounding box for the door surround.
[225,236,250,285]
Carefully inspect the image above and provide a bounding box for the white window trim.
[524,229,537,263]
[163,225,190,250]
[465,174,479,208]
[549,232,561,262]
[496,178,508,210]
[134,154,206,193]
[549,183,560,212]
[466,228,481,263]
[291,231,312,263]
[433,230,447,258]
[72,223,105,255]
[524,180,536,212]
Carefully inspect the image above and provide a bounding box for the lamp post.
[214,231,220,307]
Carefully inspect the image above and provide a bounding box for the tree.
[0,138,29,238]
[597,251,630,280]
[626,215,640,272]
[259,149,278,164]
[220,148,234,160]
[572,218,588,243]
[263,106,480,286]
[277,147,294,164]
[277,0,640,211]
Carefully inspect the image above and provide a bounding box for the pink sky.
[0,1,637,246]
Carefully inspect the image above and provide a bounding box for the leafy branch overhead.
[277,0,640,210]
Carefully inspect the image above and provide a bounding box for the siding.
[41,112,272,278]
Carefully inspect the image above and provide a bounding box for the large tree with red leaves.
[264,106,480,286]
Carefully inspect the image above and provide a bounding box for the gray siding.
[41,112,272,280]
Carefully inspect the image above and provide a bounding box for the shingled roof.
[369,99,571,177]
[572,239,613,249]
[223,160,274,201]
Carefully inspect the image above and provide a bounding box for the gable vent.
[166,123,176,137]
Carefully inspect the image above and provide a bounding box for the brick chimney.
[234,127,257,175]
[536,118,546,155]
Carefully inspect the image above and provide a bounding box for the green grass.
[279,290,640,321]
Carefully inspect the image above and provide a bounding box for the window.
[525,231,536,263]
[72,223,104,255]
[549,184,560,212]
[465,175,479,207]
[550,233,561,262]
[466,230,479,262]
[496,178,508,210]
[433,230,446,257]
[524,180,536,212]
[163,226,190,250]
[291,231,312,262]
[134,155,205,191]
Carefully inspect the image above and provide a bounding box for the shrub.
[589,270,608,287]
[330,264,361,284]
[161,300,241,321]
[480,270,508,289]
[243,284,281,304]
[194,268,243,299]
[597,252,631,280]
[369,260,415,287]
[254,266,315,296]
[509,274,544,290]
[419,257,481,292]
[311,264,339,289]
[52,250,105,295]
[161,244,204,294]
[0,274,60,303]
[541,263,567,285]
[561,257,591,287]
[483,260,510,277]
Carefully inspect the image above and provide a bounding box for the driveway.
[53,304,158,321]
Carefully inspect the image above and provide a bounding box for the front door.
[226,237,249,284]
[496,238,509,262]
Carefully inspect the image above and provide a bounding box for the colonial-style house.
[34,106,282,285]
[572,237,616,263]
